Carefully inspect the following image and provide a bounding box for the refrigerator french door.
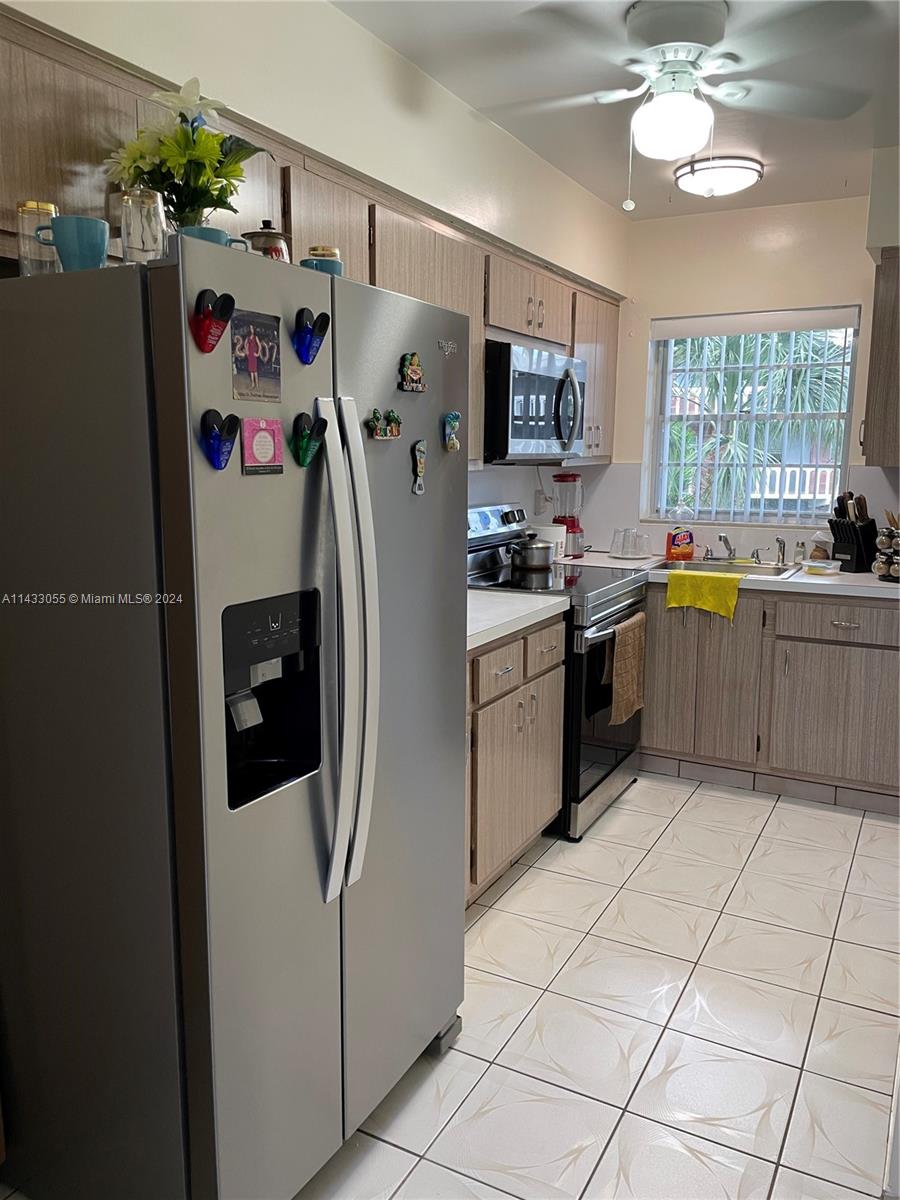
[0,241,467,1200]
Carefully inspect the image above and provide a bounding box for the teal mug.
[181,226,248,251]
[300,256,343,276]
[34,215,109,272]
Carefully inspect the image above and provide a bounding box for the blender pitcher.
[552,472,585,558]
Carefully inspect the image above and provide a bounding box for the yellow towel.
[666,571,743,622]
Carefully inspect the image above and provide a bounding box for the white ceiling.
[336,0,900,219]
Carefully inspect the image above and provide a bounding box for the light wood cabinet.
[473,684,528,883]
[642,587,699,755]
[371,204,438,302]
[694,597,764,765]
[486,254,573,345]
[434,233,486,462]
[523,666,566,833]
[862,246,898,467]
[473,639,525,706]
[769,639,899,789]
[573,291,619,458]
[286,166,370,283]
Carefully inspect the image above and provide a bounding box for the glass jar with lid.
[17,200,60,276]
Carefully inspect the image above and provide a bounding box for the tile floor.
[296,773,900,1200]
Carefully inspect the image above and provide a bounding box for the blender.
[552,472,585,558]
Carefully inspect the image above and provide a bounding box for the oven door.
[564,594,644,838]
[507,346,585,461]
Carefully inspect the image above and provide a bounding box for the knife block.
[830,517,877,572]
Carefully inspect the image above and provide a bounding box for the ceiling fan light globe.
[674,156,764,196]
[631,91,713,160]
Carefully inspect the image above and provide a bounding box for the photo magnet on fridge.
[231,310,281,402]
[241,417,284,475]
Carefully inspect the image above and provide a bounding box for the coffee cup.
[180,226,248,250]
[34,215,109,272]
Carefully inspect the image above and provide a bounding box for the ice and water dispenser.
[222,590,322,809]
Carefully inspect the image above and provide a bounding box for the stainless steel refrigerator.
[0,239,468,1200]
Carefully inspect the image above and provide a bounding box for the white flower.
[150,77,224,123]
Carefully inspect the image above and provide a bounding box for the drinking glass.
[622,528,639,556]
[121,188,167,263]
[17,200,60,276]
[636,533,651,557]
[610,529,625,556]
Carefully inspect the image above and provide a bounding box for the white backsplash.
[468,464,899,558]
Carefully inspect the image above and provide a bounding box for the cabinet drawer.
[776,600,899,647]
[525,622,565,677]
[474,639,524,704]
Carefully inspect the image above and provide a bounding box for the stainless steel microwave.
[484,341,586,463]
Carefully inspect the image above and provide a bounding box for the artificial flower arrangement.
[106,78,266,228]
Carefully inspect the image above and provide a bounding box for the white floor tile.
[782,1073,892,1196]
[763,797,862,853]
[651,819,757,869]
[517,835,556,866]
[549,935,692,1024]
[465,904,488,931]
[670,965,817,1066]
[724,874,842,937]
[624,851,738,910]
[591,890,718,960]
[805,998,900,1093]
[393,1160,512,1200]
[537,837,647,887]
[836,892,900,953]
[744,838,852,891]
[695,782,777,805]
[635,769,696,793]
[584,1113,774,1199]
[629,1029,798,1160]
[464,909,583,989]
[700,914,830,995]
[677,791,774,834]
[497,991,661,1105]
[428,1064,618,1200]
[363,1049,487,1154]
[478,863,530,907]
[823,940,899,1015]
[493,868,617,933]
[456,967,542,1061]
[297,1132,416,1200]
[616,779,693,818]
[847,854,899,902]
[857,817,900,862]
[583,807,672,849]
[771,1166,868,1200]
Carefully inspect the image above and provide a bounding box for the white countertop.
[467,591,570,652]
[646,564,899,600]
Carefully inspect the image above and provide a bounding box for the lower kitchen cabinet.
[694,596,764,764]
[769,638,899,789]
[642,587,699,755]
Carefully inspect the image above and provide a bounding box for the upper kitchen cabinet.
[486,254,573,345]
[862,246,898,466]
[286,166,370,284]
[371,204,438,303]
[573,290,619,459]
[0,41,137,237]
[434,233,486,462]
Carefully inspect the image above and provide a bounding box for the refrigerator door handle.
[338,396,381,888]
[319,397,362,903]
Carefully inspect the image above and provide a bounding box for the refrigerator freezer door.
[155,242,344,1199]
[332,278,468,1134]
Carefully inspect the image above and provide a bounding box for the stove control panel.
[467,503,530,545]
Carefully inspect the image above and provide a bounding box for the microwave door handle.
[338,397,380,889]
[563,367,583,454]
[318,397,362,904]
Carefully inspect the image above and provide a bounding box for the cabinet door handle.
[495,664,515,676]
[682,609,687,627]
[859,418,865,448]
[541,643,558,653]
[516,699,526,731]
[831,620,861,629]
[526,296,534,328]
[537,298,545,330]
[529,693,537,724]
[783,649,790,677]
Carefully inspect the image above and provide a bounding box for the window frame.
[640,307,860,528]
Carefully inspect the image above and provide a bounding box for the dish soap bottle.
[666,503,695,561]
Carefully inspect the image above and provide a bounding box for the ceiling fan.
[513,0,873,162]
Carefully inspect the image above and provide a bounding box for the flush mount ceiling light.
[629,67,714,161]
[674,155,764,197]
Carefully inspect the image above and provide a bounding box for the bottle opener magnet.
[366,408,402,440]
[442,411,461,452]
[190,290,235,354]
[411,439,427,495]
[200,409,240,470]
[291,309,330,365]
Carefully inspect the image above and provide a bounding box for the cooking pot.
[509,536,555,570]
[241,219,291,261]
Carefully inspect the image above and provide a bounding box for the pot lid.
[242,218,291,241]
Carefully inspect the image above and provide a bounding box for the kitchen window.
[645,306,859,524]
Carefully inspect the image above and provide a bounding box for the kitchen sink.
[661,560,797,577]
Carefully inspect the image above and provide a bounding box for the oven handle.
[576,598,645,654]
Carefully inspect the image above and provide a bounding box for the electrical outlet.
[534,487,548,516]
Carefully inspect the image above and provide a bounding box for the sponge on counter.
[665,571,743,622]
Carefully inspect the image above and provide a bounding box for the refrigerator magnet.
[398,352,427,392]
[200,409,240,470]
[291,310,330,365]
[241,417,284,475]
[231,310,281,402]
[190,290,235,354]
[442,411,461,452]
[366,408,402,440]
[411,439,427,495]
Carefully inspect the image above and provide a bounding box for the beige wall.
[11,0,630,295]
[615,196,875,466]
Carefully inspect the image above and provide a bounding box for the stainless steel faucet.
[718,533,736,560]
[775,536,786,565]
[750,546,771,564]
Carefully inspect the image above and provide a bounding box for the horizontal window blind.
[651,306,860,341]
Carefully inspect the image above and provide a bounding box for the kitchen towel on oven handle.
[610,611,646,727]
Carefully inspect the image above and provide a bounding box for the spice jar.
[873,551,894,580]
[876,527,894,551]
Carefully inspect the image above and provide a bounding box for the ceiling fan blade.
[712,1,879,74]
[595,80,651,105]
[704,78,870,121]
[480,89,609,119]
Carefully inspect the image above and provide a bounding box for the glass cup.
[636,533,651,557]
[610,528,625,556]
[17,200,60,276]
[622,528,639,556]
[121,187,167,263]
